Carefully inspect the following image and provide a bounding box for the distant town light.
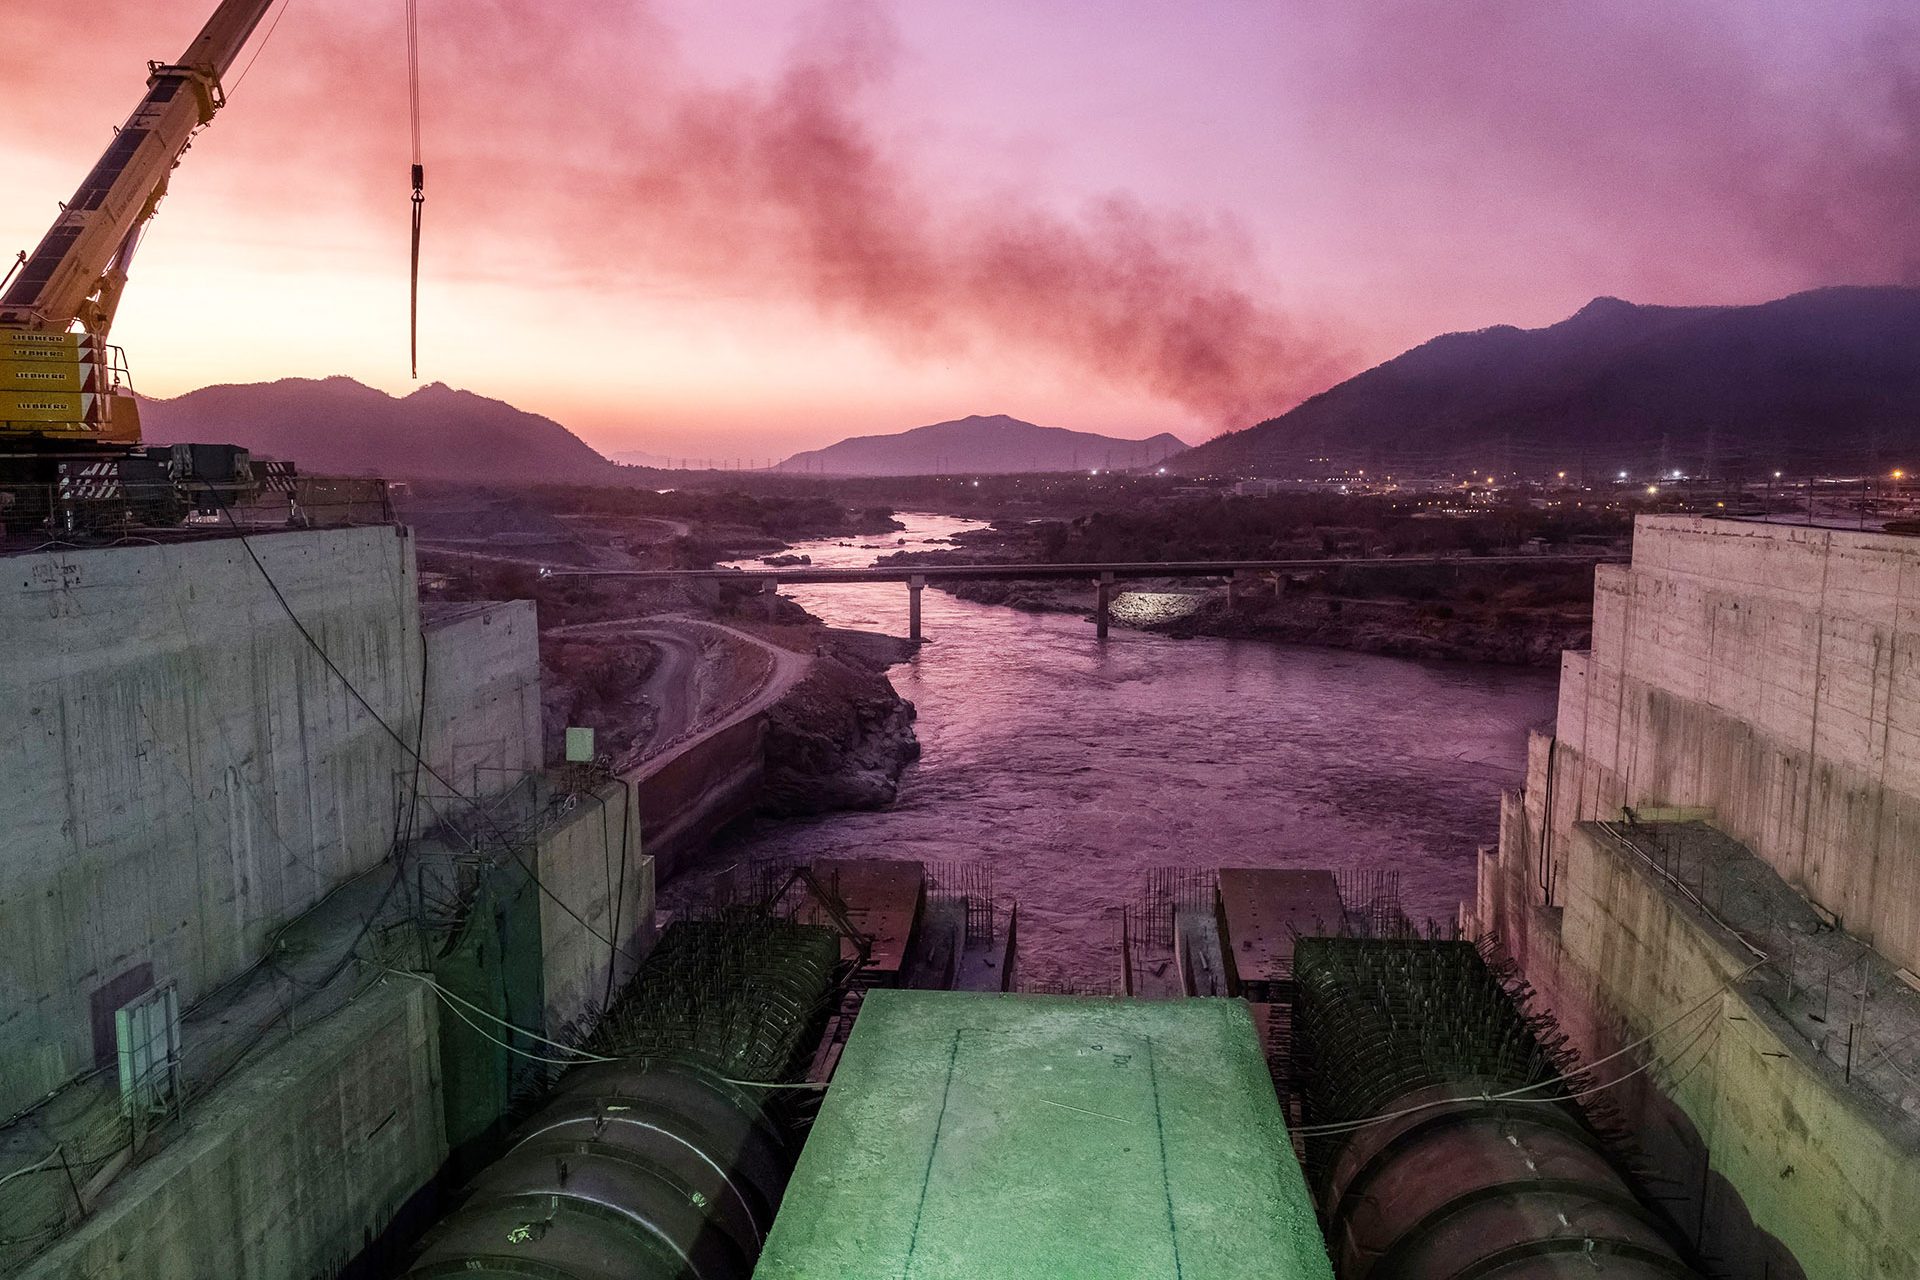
[1671,469,1683,480]
[972,480,980,487]
[1774,470,1783,479]
[1647,485,1660,495]
[1894,469,1907,481]
[1557,471,1566,480]
[1618,470,1629,480]
[1157,467,1167,475]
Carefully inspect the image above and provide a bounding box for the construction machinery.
[0,0,291,530]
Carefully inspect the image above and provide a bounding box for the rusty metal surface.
[811,857,925,981]
[1293,939,1702,1279]
[1217,868,1344,994]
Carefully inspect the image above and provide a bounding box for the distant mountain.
[777,414,1189,476]
[140,377,617,484]
[1172,286,1920,476]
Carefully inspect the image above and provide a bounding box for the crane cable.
[406,0,425,379]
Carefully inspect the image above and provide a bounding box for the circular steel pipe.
[405,1061,789,1280]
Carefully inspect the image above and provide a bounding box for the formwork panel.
[1217,867,1344,997]
[753,990,1331,1280]
[814,856,925,979]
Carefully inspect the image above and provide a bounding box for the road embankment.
[621,625,919,879]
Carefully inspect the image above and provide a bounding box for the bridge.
[543,553,1619,641]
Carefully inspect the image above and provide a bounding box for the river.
[687,513,1558,988]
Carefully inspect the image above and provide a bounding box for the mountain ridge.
[139,376,619,484]
[777,413,1188,476]
[1173,285,1920,475]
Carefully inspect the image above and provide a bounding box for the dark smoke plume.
[399,1,1349,427]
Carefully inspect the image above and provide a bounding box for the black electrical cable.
[228,0,298,97]
[405,0,425,379]
[199,482,637,962]
[600,779,634,1008]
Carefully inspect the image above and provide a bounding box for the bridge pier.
[761,576,780,620]
[1226,571,1244,609]
[908,574,924,642]
[1096,571,1114,639]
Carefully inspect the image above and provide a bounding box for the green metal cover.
[754,991,1332,1280]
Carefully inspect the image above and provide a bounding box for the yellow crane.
[2,0,281,442]
[0,1,377,530]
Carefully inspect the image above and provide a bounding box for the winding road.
[544,614,813,772]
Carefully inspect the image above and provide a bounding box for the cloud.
[1301,0,1920,285]
[355,0,1347,427]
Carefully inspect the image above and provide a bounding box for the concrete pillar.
[762,576,779,620]
[1096,571,1114,639]
[908,574,925,642]
[1227,572,1243,609]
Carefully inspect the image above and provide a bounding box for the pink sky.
[3,1,1914,460]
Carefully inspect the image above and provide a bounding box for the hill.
[777,414,1188,476]
[1172,286,1920,477]
[140,377,618,484]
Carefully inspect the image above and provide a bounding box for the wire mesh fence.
[1599,817,1920,1112]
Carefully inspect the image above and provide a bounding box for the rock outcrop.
[757,634,920,814]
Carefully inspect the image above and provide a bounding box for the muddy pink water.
[679,513,1557,988]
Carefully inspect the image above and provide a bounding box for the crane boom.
[1,0,277,336]
[0,0,349,537]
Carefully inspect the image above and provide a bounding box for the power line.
[380,966,831,1090]
[1291,959,1762,1138]
[380,966,612,1062]
[202,485,637,964]
[430,986,611,1069]
[227,0,298,97]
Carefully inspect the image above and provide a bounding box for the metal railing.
[0,474,393,543]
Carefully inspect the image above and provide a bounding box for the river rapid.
[683,513,1558,988]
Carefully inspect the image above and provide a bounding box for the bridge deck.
[543,553,1618,583]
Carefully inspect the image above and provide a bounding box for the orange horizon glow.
[5,2,1914,460]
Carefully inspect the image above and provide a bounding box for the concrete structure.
[0,528,423,1118]
[628,715,766,879]
[0,530,552,1119]
[0,527,655,1278]
[419,600,543,805]
[1471,517,1920,1277]
[21,980,444,1280]
[754,990,1333,1280]
[533,777,650,1036]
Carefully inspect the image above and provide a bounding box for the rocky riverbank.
[1159,592,1588,665]
[937,575,1589,667]
[757,626,921,815]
